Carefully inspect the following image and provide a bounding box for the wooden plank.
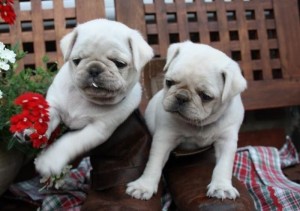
[234,0,253,81]
[53,0,66,67]
[31,0,45,68]
[143,59,165,100]
[252,0,272,80]
[115,0,146,35]
[76,0,105,24]
[140,58,165,113]
[10,1,24,71]
[238,128,285,149]
[174,0,189,41]
[242,80,300,110]
[195,0,210,43]
[214,0,230,55]
[273,0,300,78]
[154,0,170,57]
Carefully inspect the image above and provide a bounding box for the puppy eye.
[72,58,81,66]
[165,79,175,88]
[112,60,127,68]
[199,92,214,102]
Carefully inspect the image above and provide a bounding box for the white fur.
[34,19,153,176]
[126,41,247,200]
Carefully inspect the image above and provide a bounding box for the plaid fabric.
[7,138,300,210]
[279,136,299,168]
[9,157,91,211]
[233,138,300,211]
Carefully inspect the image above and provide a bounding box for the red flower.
[10,92,50,149]
[9,111,32,133]
[14,92,49,108]
[30,132,48,148]
[0,0,16,25]
[35,120,48,135]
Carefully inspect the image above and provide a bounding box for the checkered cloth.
[9,157,91,211]
[233,137,300,211]
[279,137,299,168]
[8,138,300,210]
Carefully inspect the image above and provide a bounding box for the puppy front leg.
[126,132,177,200]
[207,136,239,200]
[45,106,61,138]
[35,122,113,177]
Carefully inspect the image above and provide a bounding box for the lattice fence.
[0,0,107,70]
[1,0,299,110]
[115,0,300,110]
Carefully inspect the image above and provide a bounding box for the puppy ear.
[60,30,78,62]
[129,31,154,71]
[163,43,180,72]
[221,61,247,102]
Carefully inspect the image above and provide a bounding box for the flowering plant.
[0,0,16,24]
[0,43,71,190]
[0,4,70,189]
[0,42,55,153]
[10,92,50,149]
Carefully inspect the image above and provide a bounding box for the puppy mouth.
[83,81,121,99]
[168,109,201,126]
[81,81,127,104]
[165,106,191,121]
[85,78,122,91]
[174,111,191,121]
[92,82,99,88]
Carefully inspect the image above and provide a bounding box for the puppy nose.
[88,66,103,77]
[175,90,190,104]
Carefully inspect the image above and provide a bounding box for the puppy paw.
[35,149,67,177]
[207,181,240,200]
[126,178,158,200]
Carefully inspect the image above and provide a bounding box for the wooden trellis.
[1,0,299,110]
[115,0,300,110]
[0,0,106,70]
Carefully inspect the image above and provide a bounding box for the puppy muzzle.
[175,90,190,105]
[88,65,104,79]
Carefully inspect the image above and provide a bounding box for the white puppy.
[126,41,247,200]
[33,19,153,176]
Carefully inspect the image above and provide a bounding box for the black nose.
[175,90,190,104]
[88,66,103,77]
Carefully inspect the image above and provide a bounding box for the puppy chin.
[79,86,126,105]
[91,95,125,105]
[84,93,126,105]
[175,112,203,126]
[163,103,203,126]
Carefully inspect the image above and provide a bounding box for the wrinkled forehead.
[71,32,132,60]
[166,57,224,94]
[168,64,222,84]
[167,53,220,75]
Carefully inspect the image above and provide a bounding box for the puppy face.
[60,19,153,105]
[162,41,247,126]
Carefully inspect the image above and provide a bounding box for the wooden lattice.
[115,0,300,110]
[1,0,299,110]
[0,0,106,70]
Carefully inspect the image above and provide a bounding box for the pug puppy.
[126,41,247,200]
[33,19,153,176]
